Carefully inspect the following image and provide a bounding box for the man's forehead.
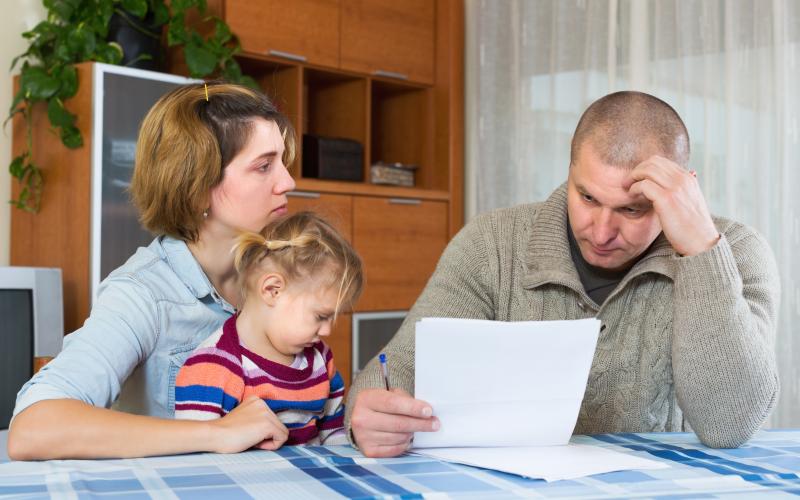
[570,166,650,208]
[584,135,664,165]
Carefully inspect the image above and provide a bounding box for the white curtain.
[466,0,800,428]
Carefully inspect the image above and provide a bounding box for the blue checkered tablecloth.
[1,430,799,498]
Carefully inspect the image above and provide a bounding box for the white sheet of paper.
[414,443,669,482]
[413,317,600,448]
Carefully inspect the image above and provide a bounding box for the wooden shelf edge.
[293,178,449,201]
[236,52,433,90]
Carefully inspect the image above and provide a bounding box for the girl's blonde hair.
[233,212,364,316]
[131,82,296,242]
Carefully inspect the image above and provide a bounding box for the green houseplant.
[7,0,257,212]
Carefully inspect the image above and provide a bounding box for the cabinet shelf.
[237,53,440,192]
[294,178,449,201]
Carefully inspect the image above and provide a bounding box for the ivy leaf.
[66,28,96,59]
[184,42,216,77]
[94,42,124,64]
[56,64,78,98]
[9,154,27,180]
[150,1,170,26]
[53,40,72,63]
[167,16,188,45]
[10,52,28,72]
[171,0,206,14]
[8,89,25,115]
[120,0,148,18]
[20,67,60,100]
[17,186,31,208]
[47,98,76,129]
[43,0,74,21]
[60,124,83,149]
[212,18,231,45]
[92,2,115,37]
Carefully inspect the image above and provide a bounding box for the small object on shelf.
[302,134,364,182]
[370,161,418,187]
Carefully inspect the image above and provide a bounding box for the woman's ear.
[258,273,286,306]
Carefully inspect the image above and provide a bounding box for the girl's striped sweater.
[175,315,346,445]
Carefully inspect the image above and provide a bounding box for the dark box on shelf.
[302,134,364,182]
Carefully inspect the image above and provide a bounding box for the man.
[344,91,780,457]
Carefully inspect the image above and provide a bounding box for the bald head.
[570,91,690,169]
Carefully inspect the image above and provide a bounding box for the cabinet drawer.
[353,197,447,310]
[226,0,340,67]
[341,0,435,84]
[286,191,353,242]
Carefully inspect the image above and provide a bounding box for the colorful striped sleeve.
[174,339,245,421]
[318,343,346,444]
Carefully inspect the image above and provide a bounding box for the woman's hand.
[208,396,289,453]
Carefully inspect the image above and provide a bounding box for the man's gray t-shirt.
[567,228,627,305]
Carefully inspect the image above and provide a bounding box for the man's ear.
[258,273,286,307]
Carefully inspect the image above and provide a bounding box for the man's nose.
[592,209,617,246]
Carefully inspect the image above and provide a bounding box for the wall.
[0,0,45,265]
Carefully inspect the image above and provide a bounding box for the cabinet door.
[341,0,435,84]
[327,312,352,391]
[225,0,340,67]
[286,192,353,241]
[353,197,448,311]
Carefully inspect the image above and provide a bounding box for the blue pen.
[379,353,390,390]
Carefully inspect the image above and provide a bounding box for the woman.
[8,83,297,459]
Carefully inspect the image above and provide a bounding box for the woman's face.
[207,118,296,233]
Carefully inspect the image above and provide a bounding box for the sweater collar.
[522,184,677,294]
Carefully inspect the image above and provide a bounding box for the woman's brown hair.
[233,212,364,317]
[131,82,296,242]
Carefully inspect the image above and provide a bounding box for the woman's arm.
[7,268,285,460]
[9,396,288,459]
[9,400,215,459]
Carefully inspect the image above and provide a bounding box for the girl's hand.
[207,395,289,453]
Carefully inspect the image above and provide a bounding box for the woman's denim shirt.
[13,236,235,420]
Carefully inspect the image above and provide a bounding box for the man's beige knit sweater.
[345,185,780,448]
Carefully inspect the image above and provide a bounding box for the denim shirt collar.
[158,236,237,313]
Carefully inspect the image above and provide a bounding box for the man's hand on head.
[624,155,720,256]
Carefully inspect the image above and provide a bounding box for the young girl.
[174,212,363,447]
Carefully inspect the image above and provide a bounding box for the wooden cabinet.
[286,191,353,241]
[223,0,435,84]
[11,1,463,390]
[225,0,340,67]
[341,0,435,84]
[353,197,448,311]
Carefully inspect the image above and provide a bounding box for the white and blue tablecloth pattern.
[1,430,800,499]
